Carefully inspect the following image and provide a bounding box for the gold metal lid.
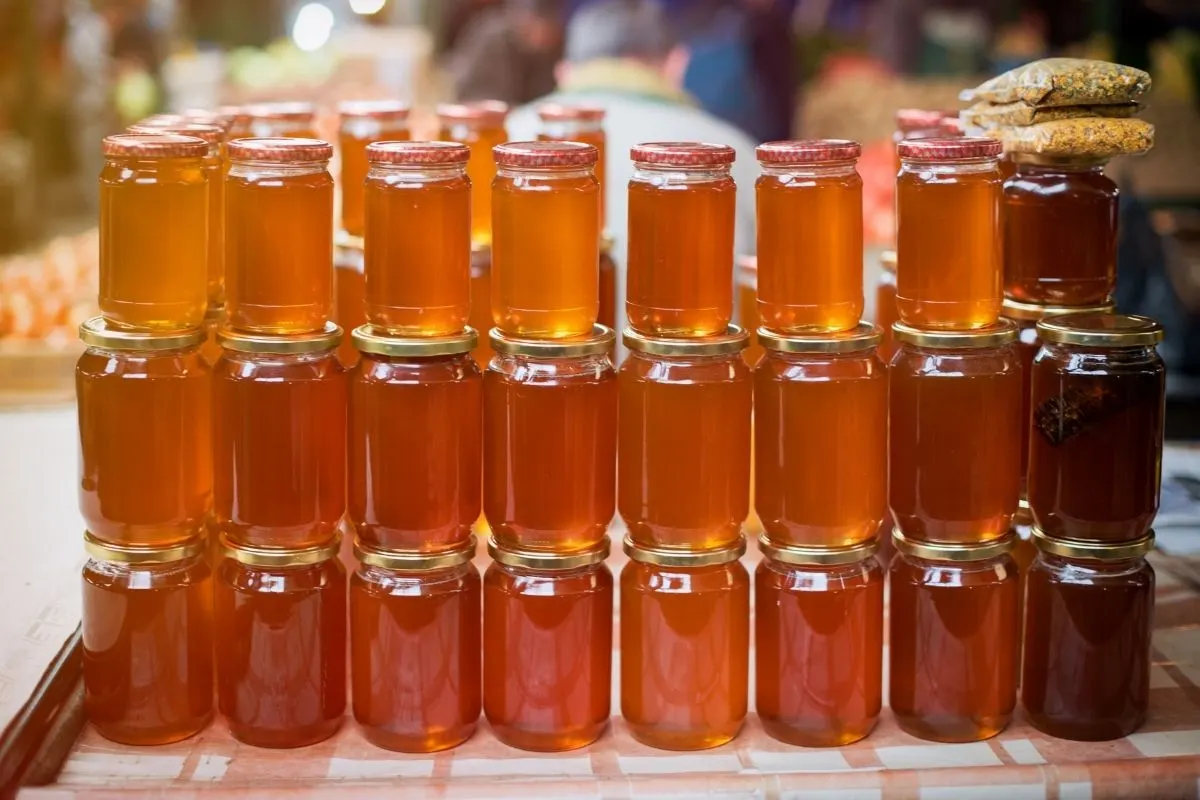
[490,325,614,358]
[623,325,749,357]
[623,536,746,567]
[335,229,364,251]
[893,320,1017,349]
[892,530,1015,562]
[221,534,341,568]
[1001,298,1115,322]
[488,537,610,570]
[355,537,476,571]
[353,325,477,357]
[217,322,342,354]
[79,316,205,352]
[1036,313,1164,348]
[84,531,205,564]
[759,535,879,566]
[758,323,881,354]
[1032,528,1155,560]
[880,250,897,275]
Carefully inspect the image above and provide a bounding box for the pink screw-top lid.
[129,121,223,146]
[367,140,470,165]
[227,137,333,162]
[337,99,410,120]
[102,133,208,159]
[494,140,598,168]
[896,136,1002,160]
[437,100,509,125]
[537,103,605,122]
[631,141,735,166]
[757,139,862,164]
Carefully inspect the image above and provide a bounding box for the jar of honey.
[1028,313,1165,543]
[82,534,213,745]
[875,251,898,363]
[337,100,410,238]
[889,533,1019,742]
[892,108,950,174]
[216,536,346,748]
[538,103,606,225]
[756,140,863,333]
[212,325,346,550]
[485,327,617,552]
[1022,530,1154,741]
[351,538,480,752]
[364,141,471,336]
[245,101,318,139]
[890,321,1022,544]
[599,233,617,331]
[896,137,1003,330]
[437,101,508,248]
[225,137,334,334]
[755,324,886,549]
[484,539,612,751]
[1003,156,1118,306]
[621,538,750,750]
[755,537,883,747]
[333,231,365,368]
[350,326,481,553]
[492,141,600,338]
[100,133,209,330]
[619,327,752,551]
[628,142,736,336]
[77,318,210,548]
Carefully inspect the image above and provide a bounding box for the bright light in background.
[349,0,387,14]
[292,3,335,52]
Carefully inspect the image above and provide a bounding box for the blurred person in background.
[445,0,562,105]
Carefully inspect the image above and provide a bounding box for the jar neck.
[106,156,200,170]
[496,165,594,180]
[360,562,469,583]
[633,350,739,364]
[222,348,336,365]
[367,163,467,181]
[229,160,328,176]
[759,161,857,178]
[900,156,998,175]
[769,348,871,363]
[493,351,610,373]
[632,162,731,184]
[88,344,200,359]
[1039,551,1145,576]
[1043,341,1159,365]
[1016,161,1106,176]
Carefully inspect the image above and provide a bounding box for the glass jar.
[364,141,471,336]
[225,138,334,334]
[350,326,482,552]
[755,325,886,549]
[889,534,1019,742]
[245,101,318,139]
[216,537,346,748]
[620,328,751,550]
[538,103,607,228]
[351,539,480,752]
[483,539,612,751]
[892,108,950,174]
[77,319,211,548]
[1022,531,1155,741]
[1029,313,1165,542]
[492,141,600,338]
[484,327,617,552]
[599,233,617,331]
[212,326,346,550]
[1003,156,1118,306]
[756,139,863,333]
[99,133,209,330]
[875,251,898,363]
[755,538,883,747]
[437,101,508,248]
[469,245,493,369]
[896,137,1003,330]
[627,142,736,336]
[889,322,1022,544]
[337,100,410,238]
[333,231,365,369]
[82,535,213,745]
[621,538,750,750]
[735,255,762,367]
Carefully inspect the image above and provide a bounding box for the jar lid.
[759,535,879,566]
[895,108,952,132]
[437,100,508,125]
[355,537,476,571]
[893,320,1017,349]
[758,323,881,354]
[103,133,208,159]
[494,141,598,168]
[367,140,470,165]
[338,99,410,120]
[353,325,477,357]
[228,137,333,163]
[897,136,1002,160]
[490,325,614,358]
[623,325,748,357]
[1036,312,1164,347]
[128,121,223,146]
[756,139,862,164]
[537,103,605,122]
[181,108,233,129]
[488,536,609,570]
[79,316,205,352]
[244,101,315,121]
[1032,528,1155,561]
[1001,298,1115,322]
[880,250,897,275]
[222,533,341,567]
[217,322,342,354]
[892,530,1015,562]
[624,536,746,567]
[631,141,735,167]
[939,117,965,136]
[84,531,205,564]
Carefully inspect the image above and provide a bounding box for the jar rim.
[217,321,341,354]
[756,138,861,164]
[893,320,1017,348]
[367,140,470,165]
[1002,297,1115,321]
[759,323,881,354]
[353,324,477,357]
[228,137,332,163]
[631,141,735,167]
[355,537,476,571]
[623,325,748,356]
[79,316,205,352]
[490,325,614,357]
[1033,528,1155,560]
[84,531,205,564]
[892,530,1015,562]
[494,140,598,168]
[127,121,223,145]
[222,533,341,567]
[488,536,609,570]
[759,535,879,566]
[103,133,208,159]
[1036,312,1163,347]
[624,535,746,567]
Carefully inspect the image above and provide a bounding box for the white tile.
[1060,782,1092,800]
[326,757,436,779]
[1128,730,1200,757]
[1000,739,1046,765]
[57,754,186,785]
[190,755,230,781]
[876,743,1002,770]
[921,786,1044,800]
[617,753,742,775]
[747,749,854,773]
[450,756,593,778]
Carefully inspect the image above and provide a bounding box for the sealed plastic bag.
[961,58,1151,107]
[998,117,1154,159]
[961,100,1140,128]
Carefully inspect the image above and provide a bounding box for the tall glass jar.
[245,101,317,139]
[333,231,365,369]
[437,100,508,248]
[337,99,410,238]
[537,103,607,228]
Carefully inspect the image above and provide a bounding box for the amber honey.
[201,305,224,367]
[599,235,617,330]
[437,101,508,248]
[875,251,898,363]
[225,138,334,334]
[100,134,209,330]
[537,103,607,227]
[469,246,494,369]
[735,256,762,367]
[364,141,471,336]
[334,235,366,368]
[628,142,736,336]
[245,101,318,139]
[621,541,749,750]
[337,100,410,237]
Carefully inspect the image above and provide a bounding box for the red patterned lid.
[757,139,861,164]
[895,108,952,132]
[897,136,1002,160]
[244,101,315,121]
[537,103,605,122]
[367,140,470,165]
[494,140,598,168]
[939,116,965,135]
[102,133,208,158]
[337,99,410,120]
[631,141,735,166]
[129,121,223,145]
[227,137,333,162]
[437,100,509,125]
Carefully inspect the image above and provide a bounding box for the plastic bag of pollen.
[961,100,1141,129]
[960,58,1151,107]
[995,117,1155,159]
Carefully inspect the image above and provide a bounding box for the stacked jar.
[213,135,347,748]
[752,140,885,747]
[890,136,1024,743]
[78,132,215,744]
